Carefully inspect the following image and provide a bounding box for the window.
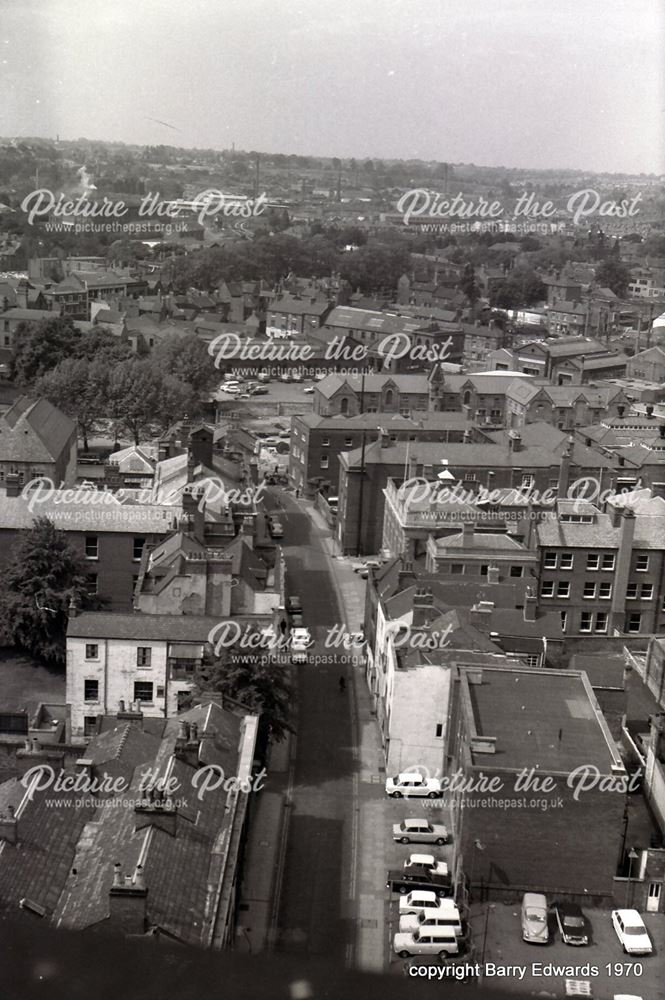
[556,581,570,598]
[84,679,99,702]
[320,455,329,469]
[136,647,151,667]
[641,583,654,600]
[521,474,534,488]
[595,612,608,633]
[626,582,638,599]
[344,438,353,447]
[601,553,615,570]
[134,681,154,703]
[84,716,98,737]
[560,611,568,632]
[540,581,555,597]
[560,552,573,570]
[85,535,98,560]
[435,723,443,738]
[156,686,165,699]
[583,582,596,599]
[525,654,541,667]
[133,537,146,561]
[479,564,489,576]
[580,611,592,633]
[544,552,557,570]
[509,565,523,578]
[86,574,98,595]
[599,582,612,599]
[635,554,649,572]
[450,563,464,575]
[586,554,600,571]
[321,437,330,447]
[627,613,642,633]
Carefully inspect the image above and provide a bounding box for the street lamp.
[626,848,638,908]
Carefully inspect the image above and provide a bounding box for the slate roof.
[67,611,232,641]
[0,396,76,462]
[0,495,178,533]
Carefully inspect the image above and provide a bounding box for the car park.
[387,868,452,896]
[398,890,445,916]
[399,901,463,936]
[393,926,459,958]
[403,854,449,876]
[554,901,590,945]
[521,892,549,944]
[611,909,652,955]
[393,818,449,845]
[385,773,442,798]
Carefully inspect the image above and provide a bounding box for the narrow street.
[263,491,360,963]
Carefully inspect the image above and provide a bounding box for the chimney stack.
[0,805,17,845]
[509,432,522,453]
[108,864,148,934]
[412,586,434,627]
[462,520,474,544]
[523,585,537,622]
[487,564,500,584]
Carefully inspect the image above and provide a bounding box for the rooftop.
[464,667,620,772]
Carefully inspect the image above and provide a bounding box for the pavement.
[235,491,391,972]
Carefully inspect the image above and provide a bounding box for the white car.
[611,910,652,956]
[303,385,315,394]
[399,901,463,935]
[393,818,449,845]
[385,773,442,798]
[393,926,459,958]
[403,854,449,877]
[223,385,241,394]
[291,627,313,663]
[399,890,444,916]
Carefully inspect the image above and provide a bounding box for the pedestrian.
[338,675,346,693]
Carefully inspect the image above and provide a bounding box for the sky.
[0,0,663,175]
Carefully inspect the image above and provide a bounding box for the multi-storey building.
[0,396,77,488]
[534,494,665,636]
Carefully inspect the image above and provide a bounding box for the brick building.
[0,396,77,488]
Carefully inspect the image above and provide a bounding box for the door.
[646,881,662,913]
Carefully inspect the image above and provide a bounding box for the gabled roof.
[0,395,76,462]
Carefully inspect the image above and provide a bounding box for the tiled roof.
[0,494,178,533]
[432,532,525,551]
[0,396,76,463]
[67,611,236,641]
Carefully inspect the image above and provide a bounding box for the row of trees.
[12,318,220,446]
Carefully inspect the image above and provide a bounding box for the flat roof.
[464,667,619,772]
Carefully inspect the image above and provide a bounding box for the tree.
[194,648,293,745]
[11,317,82,386]
[458,262,479,305]
[34,357,107,450]
[594,259,631,297]
[107,359,197,443]
[153,332,219,396]
[0,518,98,665]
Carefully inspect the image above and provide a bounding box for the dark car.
[287,595,302,614]
[387,868,452,897]
[554,902,589,946]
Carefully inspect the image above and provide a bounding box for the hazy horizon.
[1,0,663,176]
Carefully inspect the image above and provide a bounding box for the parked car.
[399,890,446,916]
[287,595,302,614]
[268,521,284,539]
[403,854,449,876]
[315,372,326,381]
[386,868,452,897]
[393,819,449,845]
[291,372,303,383]
[521,893,549,944]
[393,926,459,959]
[290,612,304,628]
[251,386,269,395]
[257,372,271,383]
[554,902,589,946]
[279,373,292,383]
[399,901,463,936]
[291,627,313,664]
[303,385,315,394]
[223,385,241,394]
[611,909,653,955]
[385,773,442,798]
